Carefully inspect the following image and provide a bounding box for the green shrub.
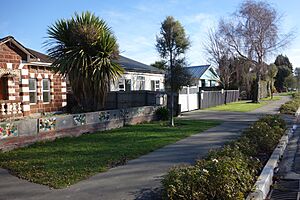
[257,114,286,130]
[162,115,286,200]
[163,153,256,200]
[280,100,300,114]
[155,107,169,121]
[244,121,283,154]
[280,93,300,114]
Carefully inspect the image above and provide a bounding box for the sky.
[1,0,300,67]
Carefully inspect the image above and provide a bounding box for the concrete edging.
[246,108,300,200]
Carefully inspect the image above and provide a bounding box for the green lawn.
[260,96,281,101]
[0,120,220,188]
[278,91,296,96]
[206,100,268,112]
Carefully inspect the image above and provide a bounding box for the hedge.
[280,92,300,114]
[162,115,286,200]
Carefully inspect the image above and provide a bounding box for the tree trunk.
[253,71,261,103]
[271,80,273,99]
[169,52,174,127]
[224,88,228,105]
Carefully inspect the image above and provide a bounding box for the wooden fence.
[199,90,239,109]
[67,91,166,112]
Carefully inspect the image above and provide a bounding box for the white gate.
[178,86,199,112]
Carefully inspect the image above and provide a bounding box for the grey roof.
[26,48,52,63]
[117,56,164,74]
[186,65,210,79]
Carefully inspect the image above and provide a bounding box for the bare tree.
[209,0,293,103]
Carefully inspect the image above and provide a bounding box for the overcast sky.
[1,0,299,67]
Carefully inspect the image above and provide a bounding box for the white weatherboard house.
[179,65,220,112]
[110,56,165,92]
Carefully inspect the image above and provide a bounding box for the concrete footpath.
[0,96,290,200]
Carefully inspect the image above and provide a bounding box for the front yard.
[0,119,220,188]
[205,100,268,112]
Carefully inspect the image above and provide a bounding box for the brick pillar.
[36,73,43,112]
[20,66,30,116]
[61,79,67,107]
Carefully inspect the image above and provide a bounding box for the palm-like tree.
[45,11,123,111]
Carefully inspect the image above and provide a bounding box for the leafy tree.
[151,60,167,70]
[274,54,293,92]
[274,66,292,92]
[274,54,293,71]
[295,68,300,91]
[156,16,190,126]
[284,74,296,90]
[213,1,292,103]
[267,64,278,99]
[45,12,123,111]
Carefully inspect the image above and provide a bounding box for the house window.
[42,79,50,103]
[118,80,125,91]
[155,80,160,91]
[137,76,145,90]
[29,78,37,103]
[201,80,206,87]
[0,77,8,100]
[125,79,131,91]
[152,80,160,91]
[151,80,155,91]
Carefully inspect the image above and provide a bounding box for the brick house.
[0,36,67,120]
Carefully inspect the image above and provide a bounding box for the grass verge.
[260,96,281,101]
[0,119,220,188]
[205,100,268,112]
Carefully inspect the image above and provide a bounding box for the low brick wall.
[0,106,158,151]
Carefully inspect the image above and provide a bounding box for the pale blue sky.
[1,0,299,66]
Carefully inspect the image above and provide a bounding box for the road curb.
[246,108,300,200]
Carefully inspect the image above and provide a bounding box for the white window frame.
[42,79,51,103]
[137,76,145,90]
[29,78,37,104]
[118,79,125,91]
[155,80,160,91]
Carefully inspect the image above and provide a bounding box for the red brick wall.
[0,43,66,116]
[28,66,65,113]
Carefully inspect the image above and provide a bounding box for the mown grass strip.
[0,119,220,188]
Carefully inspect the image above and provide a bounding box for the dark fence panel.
[67,91,165,112]
[199,90,239,109]
[104,91,163,110]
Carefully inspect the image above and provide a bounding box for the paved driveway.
[0,96,291,200]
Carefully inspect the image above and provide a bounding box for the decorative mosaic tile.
[73,114,86,126]
[0,123,18,139]
[99,111,110,122]
[39,117,56,132]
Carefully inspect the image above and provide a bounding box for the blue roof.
[186,65,210,79]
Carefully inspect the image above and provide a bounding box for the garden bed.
[162,115,287,200]
[280,93,300,114]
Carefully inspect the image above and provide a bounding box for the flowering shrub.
[280,93,300,114]
[162,115,286,199]
[244,121,284,155]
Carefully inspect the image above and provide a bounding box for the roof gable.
[0,36,32,61]
[186,65,219,80]
[186,65,210,79]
